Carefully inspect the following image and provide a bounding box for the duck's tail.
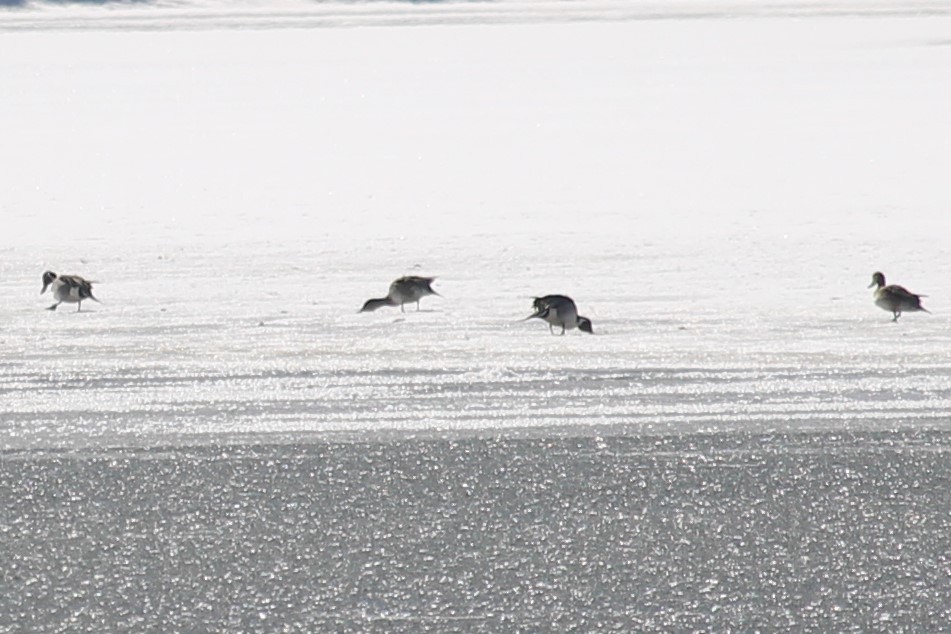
[578,316,594,334]
[81,285,102,304]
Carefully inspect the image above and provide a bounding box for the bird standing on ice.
[41,271,101,312]
[525,295,593,335]
[868,271,929,322]
[360,276,440,313]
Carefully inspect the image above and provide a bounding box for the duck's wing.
[389,277,412,296]
[59,275,97,300]
[543,295,576,313]
[884,284,922,302]
[392,276,438,298]
[398,276,437,291]
[57,275,82,286]
[533,294,569,308]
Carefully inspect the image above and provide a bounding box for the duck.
[41,271,100,312]
[360,276,440,313]
[868,271,929,322]
[525,294,593,335]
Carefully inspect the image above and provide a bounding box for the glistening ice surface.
[4,433,951,631]
[1,0,951,630]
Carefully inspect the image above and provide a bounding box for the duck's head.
[532,296,555,313]
[360,297,394,313]
[869,271,886,289]
[360,299,378,313]
[421,277,440,296]
[523,298,548,320]
[41,271,56,294]
[578,317,594,334]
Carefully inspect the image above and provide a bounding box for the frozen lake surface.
[1,0,951,630]
[4,432,951,632]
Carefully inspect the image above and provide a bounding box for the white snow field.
[1,0,950,448]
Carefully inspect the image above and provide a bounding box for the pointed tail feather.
[82,287,102,303]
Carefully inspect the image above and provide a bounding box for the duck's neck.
[362,297,397,312]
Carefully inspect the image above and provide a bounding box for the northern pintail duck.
[525,295,593,335]
[41,271,100,312]
[360,276,440,313]
[868,271,929,322]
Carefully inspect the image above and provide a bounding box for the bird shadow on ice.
[46,309,100,314]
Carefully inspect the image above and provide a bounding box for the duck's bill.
[520,313,540,321]
[41,283,49,295]
[867,281,877,289]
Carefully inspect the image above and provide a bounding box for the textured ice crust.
[3,432,951,632]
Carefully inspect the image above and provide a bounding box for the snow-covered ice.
[2,1,951,630]
[2,0,950,448]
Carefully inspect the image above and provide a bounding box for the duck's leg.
[416,300,421,311]
[549,324,555,335]
[400,303,405,313]
[77,301,82,313]
[892,310,901,322]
